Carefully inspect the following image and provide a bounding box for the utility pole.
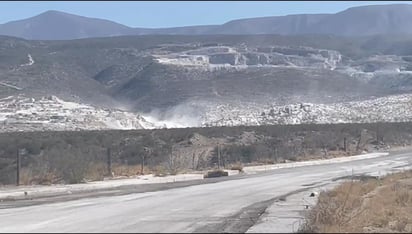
[16,149,21,186]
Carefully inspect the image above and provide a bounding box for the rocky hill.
[1,34,412,131]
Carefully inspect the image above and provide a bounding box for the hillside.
[1,34,412,130]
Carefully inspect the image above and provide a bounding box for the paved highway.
[0,150,411,233]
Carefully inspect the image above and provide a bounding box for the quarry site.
[1,2,412,233]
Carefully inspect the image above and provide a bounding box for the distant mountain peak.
[30,10,80,20]
[40,10,67,15]
[346,3,412,9]
[35,10,107,21]
[1,4,412,40]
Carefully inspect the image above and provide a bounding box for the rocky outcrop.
[154,45,343,70]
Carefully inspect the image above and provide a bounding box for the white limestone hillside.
[1,94,412,132]
[202,94,412,127]
[0,96,160,132]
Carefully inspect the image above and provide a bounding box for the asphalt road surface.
[0,149,411,233]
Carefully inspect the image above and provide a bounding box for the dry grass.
[301,170,412,233]
[84,162,108,181]
[111,164,150,177]
[151,165,169,177]
[17,162,190,185]
[19,167,61,185]
[93,163,188,178]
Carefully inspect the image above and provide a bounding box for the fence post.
[107,147,112,177]
[16,149,20,186]
[376,123,380,142]
[192,153,195,170]
[141,155,145,175]
[217,144,221,170]
[344,137,347,152]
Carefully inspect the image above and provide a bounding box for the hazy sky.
[0,1,411,28]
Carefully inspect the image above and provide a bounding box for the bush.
[47,147,90,184]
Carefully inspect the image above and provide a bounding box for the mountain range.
[1,4,412,40]
[1,4,412,131]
